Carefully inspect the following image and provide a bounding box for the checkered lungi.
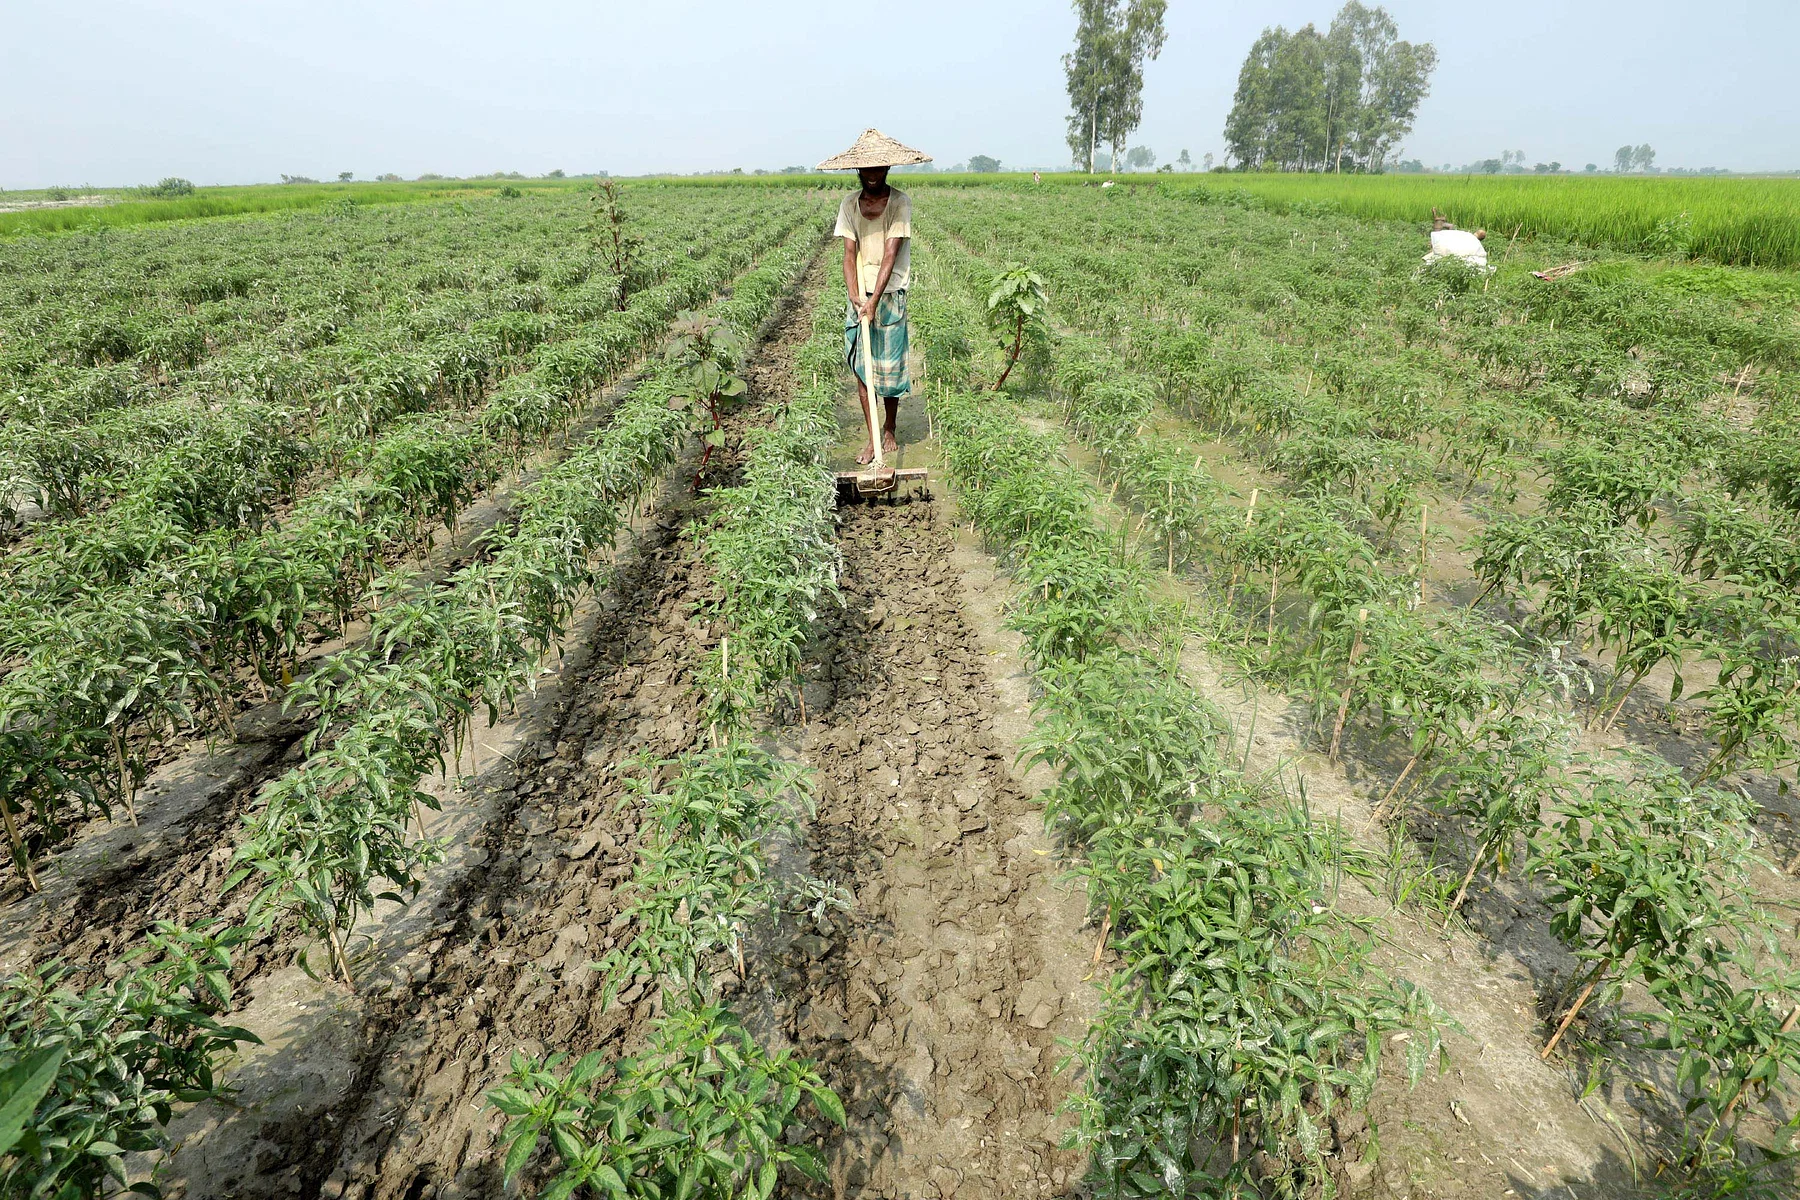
[845,289,911,400]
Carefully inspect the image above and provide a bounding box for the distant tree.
[1614,145,1635,173]
[280,174,319,184]
[780,165,808,174]
[1124,145,1156,170]
[338,171,353,182]
[968,154,1002,173]
[1330,3,1438,171]
[1177,148,1192,170]
[376,172,402,182]
[1224,4,1434,172]
[547,168,566,179]
[417,173,445,181]
[1632,143,1656,172]
[137,177,195,198]
[1063,0,1169,173]
[1585,163,1598,173]
[1203,151,1215,171]
[1479,158,1502,175]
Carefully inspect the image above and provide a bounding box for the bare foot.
[856,441,874,465]
[882,429,898,453]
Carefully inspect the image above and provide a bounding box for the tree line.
[1060,2,1437,175]
[1222,3,1436,172]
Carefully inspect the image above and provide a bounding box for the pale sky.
[2,0,1793,187]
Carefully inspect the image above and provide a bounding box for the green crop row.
[0,224,821,1200]
[911,239,1448,1197]
[927,187,1800,1185]
[0,215,812,892]
[488,261,847,1197]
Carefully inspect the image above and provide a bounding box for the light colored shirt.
[1424,228,1489,269]
[834,189,912,294]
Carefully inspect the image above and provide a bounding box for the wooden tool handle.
[859,311,884,469]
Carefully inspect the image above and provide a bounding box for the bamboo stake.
[1328,610,1369,763]
[1167,479,1176,573]
[1090,907,1113,968]
[0,796,39,892]
[1446,843,1489,929]
[1419,506,1430,578]
[1266,558,1280,649]
[1370,736,1433,822]
[1541,961,1606,1059]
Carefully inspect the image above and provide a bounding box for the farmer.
[1424,208,1490,271]
[817,129,932,464]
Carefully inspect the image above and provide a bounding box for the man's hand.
[858,294,879,323]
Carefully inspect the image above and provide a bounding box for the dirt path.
[756,495,1095,1199]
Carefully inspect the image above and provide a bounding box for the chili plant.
[664,310,747,485]
[0,921,258,1199]
[490,1002,843,1200]
[985,263,1048,392]
[1528,758,1761,1060]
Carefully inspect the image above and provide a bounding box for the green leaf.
[810,1082,847,1127]
[0,1046,63,1160]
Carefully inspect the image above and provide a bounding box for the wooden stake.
[1167,480,1176,573]
[1419,506,1430,578]
[1328,611,1369,763]
[1446,843,1489,929]
[0,796,38,893]
[1370,737,1433,822]
[111,731,139,826]
[1541,966,1603,1059]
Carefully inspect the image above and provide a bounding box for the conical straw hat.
[816,128,933,171]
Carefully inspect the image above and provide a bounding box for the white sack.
[1424,228,1490,270]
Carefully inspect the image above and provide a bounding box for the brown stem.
[111,730,139,826]
[1370,738,1434,822]
[1468,576,1499,611]
[327,921,355,989]
[1600,667,1649,730]
[993,313,1026,392]
[1090,907,1114,969]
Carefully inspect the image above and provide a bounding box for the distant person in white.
[1424,208,1489,271]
